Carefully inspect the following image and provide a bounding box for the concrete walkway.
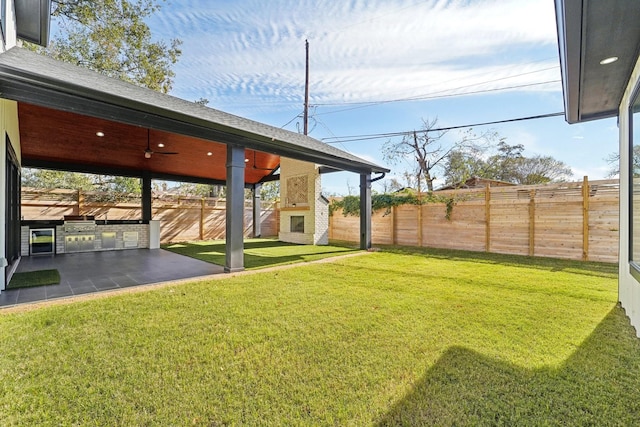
[0,249,224,308]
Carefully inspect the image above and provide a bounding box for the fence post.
[582,176,590,260]
[417,203,423,247]
[391,205,396,245]
[199,198,205,240]
[77,189,83,216]
[529,189,536,256]
[485,184,491,252]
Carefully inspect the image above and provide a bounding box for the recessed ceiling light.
[157,143,165,148]
[207,152,213,156]
[600,56,618,65]
[96,131,104,137]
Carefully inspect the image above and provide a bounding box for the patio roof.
[0,47,388,183]
[555,0,640,123]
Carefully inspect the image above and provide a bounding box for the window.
[290,216,304,233]
[630,89,640,267]
[5,135,21,275]
[0,0,5,43]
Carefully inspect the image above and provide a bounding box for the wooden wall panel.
[22,189,279,244]
[22,178,621,263]
[395,205,419,246]
[489,200,530,256]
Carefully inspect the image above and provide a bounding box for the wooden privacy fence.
[330,178,620,263]
[21,189,279,244]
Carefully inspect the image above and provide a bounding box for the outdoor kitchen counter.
[21,220,159,256]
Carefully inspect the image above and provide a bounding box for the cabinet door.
[65,236,79,252]
[31,229,54,254]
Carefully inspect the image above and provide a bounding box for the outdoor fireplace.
[278,158,329,245]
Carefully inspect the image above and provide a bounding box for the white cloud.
[350,151,381,165]
[151,0,559,113]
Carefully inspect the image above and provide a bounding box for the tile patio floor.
[0,249,224,308]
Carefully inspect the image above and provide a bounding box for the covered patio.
[0,47,388,289]
[0,248,224,307]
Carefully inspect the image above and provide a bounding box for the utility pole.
[303,39,309,135]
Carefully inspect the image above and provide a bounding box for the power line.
[280,111,303,129]
[315,66,559,107]
[322,112,566,144]
[314,80,560,116]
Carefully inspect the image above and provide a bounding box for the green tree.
[173,183,216,198]
[22,1,182,196]
[93,175,141,194]
[513,155,573,185]
[32,0,182,93]
[260,182,280,201]
[22,169,94,190]
[22,169,142,194]
[443,144,491,185]
[486,141,526,182]
[444,141,573,187]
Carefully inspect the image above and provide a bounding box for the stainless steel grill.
[63,220,96,233]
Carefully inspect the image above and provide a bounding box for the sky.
[143,0,619,195]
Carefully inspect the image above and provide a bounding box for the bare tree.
[377,177,406,193]
[605,147,640,178]
[382,118,494,192]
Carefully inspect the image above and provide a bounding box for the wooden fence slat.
[529,190,535,257]
[328,178,619,263]
[582,176,590,260]
[22,177,621,263]
[485,184,491,252]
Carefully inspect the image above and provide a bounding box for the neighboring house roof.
[555,0,640,123]
[436,177,515,191]
[0,47,389,182]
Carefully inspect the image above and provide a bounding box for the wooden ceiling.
[18,103,280,184]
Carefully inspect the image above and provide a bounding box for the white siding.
[3,0,17,51]
[619,53,640,336]
[0,98,20,290]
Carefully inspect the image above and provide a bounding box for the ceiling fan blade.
[144,129,179,157]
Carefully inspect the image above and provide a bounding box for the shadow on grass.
[377,306,640,426]
[377,245,618,279]
[163,238,360,269]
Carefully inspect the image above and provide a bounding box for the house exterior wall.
[278,157,328,245]
[0,0,18,291]
[0,98,20,290]
[618,52,640,336]
[315,194,329,245]
[2,0,17,52]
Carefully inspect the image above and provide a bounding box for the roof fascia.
[554,0,583,124]
[0,56,389,175]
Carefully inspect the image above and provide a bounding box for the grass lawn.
[162,238,360,269]
[1,247,639,425]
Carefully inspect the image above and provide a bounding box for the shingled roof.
[0,47,388,175]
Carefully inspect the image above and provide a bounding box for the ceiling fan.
[144,129,178,158]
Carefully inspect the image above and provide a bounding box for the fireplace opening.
[290,216,305,233]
